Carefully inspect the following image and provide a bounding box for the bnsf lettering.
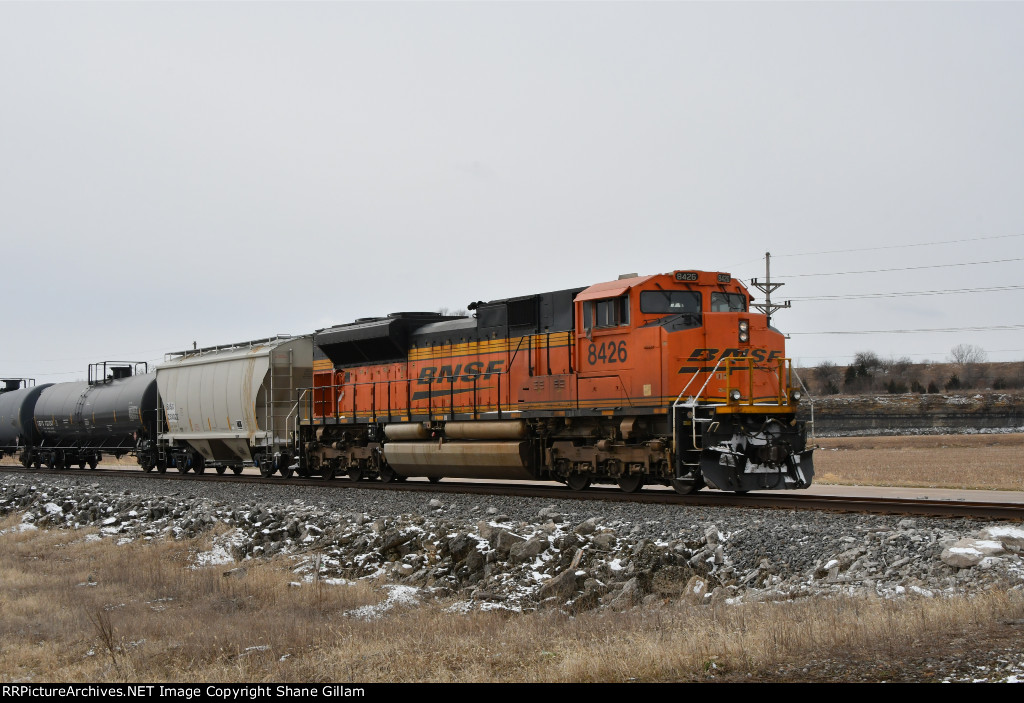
[687,348,718,362]
[685,348,781,363]
[417,360,503,384]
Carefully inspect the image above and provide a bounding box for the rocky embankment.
[800,391,1024,436]
[2,474,1023,613]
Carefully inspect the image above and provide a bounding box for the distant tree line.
[809,344,1024,396]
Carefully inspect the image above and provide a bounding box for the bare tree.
[844,350,885,392]
[949,344,988,389]
[949,344,988,365]
[853,350,884,372]
[814,360,841,395]
[885,355,917,393]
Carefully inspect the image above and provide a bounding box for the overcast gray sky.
[2,1,1022,385]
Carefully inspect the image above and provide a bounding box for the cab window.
[711,292,746,312]
[640,290,701,315]
[583,295,629,329]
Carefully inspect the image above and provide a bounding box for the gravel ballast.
[3,473,1022,612]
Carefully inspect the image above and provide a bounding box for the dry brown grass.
[4,435,1024,682]
[2,512,1023,683]
[813,433,1024,491]
[0,518,384,682]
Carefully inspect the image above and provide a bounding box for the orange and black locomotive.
[299,269,813,494]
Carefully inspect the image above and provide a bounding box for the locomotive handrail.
[722,357,793,406]
[285,393,304,446]
[298,370,517,425]
[673,355,728,408]
[791,367,815,441]
[421,370,508,420]
[671,355,729,452]
[671,355,802,454]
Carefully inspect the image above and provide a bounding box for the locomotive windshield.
[640,290,700,314]
[710,292,747,312]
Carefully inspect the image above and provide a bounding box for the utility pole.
[749,251,790,328]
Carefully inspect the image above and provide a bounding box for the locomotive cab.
[567,270,812,493]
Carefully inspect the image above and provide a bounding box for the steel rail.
[2,464,1022,521]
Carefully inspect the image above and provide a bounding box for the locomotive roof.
[574,274,657,302]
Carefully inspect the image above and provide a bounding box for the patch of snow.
[346,585,421,621]
[192,528,246,567]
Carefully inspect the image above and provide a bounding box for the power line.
[773,232,1024,258]
[790,324,1024,335]
[776,257,1024,278]
[794,352,951,361]
[789,284,1024,301]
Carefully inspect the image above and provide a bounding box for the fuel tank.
[33,374,157,446]
[382,440,536,480]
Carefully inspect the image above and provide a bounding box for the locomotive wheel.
[194,463,206,475]
[176,464,188,474]
[215,465,227,475]
[78,461,86,470]
[379,464,399,483]
[617,474,644,493]
[671,475,705,495]
[156,463,167,474]
[322,465,336,481]
[565,474,591,491]
[232,465,244,475]
[348,467,363,482]
[20,453,31,468]
[142,463,155,473]
[259,461,274,478]
[88,458,98,470]
[428,476,442,484]
[280,466,294,479]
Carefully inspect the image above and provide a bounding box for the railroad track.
[3,464,1023,521]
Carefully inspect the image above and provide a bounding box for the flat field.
[813,433,1024,492]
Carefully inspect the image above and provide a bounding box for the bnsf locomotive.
[1,270,813,494]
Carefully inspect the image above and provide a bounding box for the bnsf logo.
[685,348,783,363]
[417,360,504,384]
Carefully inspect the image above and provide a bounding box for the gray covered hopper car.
[154,335,313,475]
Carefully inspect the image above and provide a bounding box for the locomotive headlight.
[738,320,749,343]
[729,389,742,402]
[791,390,802,403]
